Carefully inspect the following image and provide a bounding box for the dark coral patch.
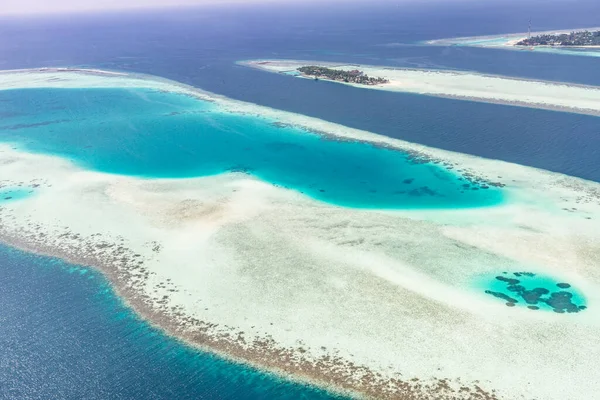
[496,276,520,285]
[485,272,585,314]
[485,290,518,304]
[557,283,571,289]
[513,272,535,277]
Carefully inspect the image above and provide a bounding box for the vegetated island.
[516,30,600,47]
[423,27,600,57]
[297,65,389,85]
[241,59,600,116]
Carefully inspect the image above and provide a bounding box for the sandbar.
[241,59,600,116]
[1,68,600,400]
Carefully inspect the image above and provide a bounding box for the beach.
[242,59,600,116]
[1,68,600,399]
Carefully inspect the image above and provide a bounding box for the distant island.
[297,66,389,85]
[241,59,600,116]
[516,30,600,47]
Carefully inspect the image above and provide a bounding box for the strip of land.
[1,69,600,400]
[426,27,600,55]
[241,59,600,116]
[516,29,600,47]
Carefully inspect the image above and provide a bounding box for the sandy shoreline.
[2,68,600,399]
[240,59,600,116]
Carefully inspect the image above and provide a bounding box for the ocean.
[0,244,342,399]
[0,0,599,398]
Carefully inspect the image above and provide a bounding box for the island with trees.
[516,30,600,47]
[297,66,389,85]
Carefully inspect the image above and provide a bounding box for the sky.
[1,0,368,16]
[1,0,263,15]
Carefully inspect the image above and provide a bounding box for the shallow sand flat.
[241,59,600,115]
[1,69,600,399]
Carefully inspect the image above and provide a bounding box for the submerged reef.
[485,272,587,313]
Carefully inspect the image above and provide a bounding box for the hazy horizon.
[1,0,416,16]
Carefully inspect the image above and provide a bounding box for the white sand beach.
[1,69,600,400]
[241,59,600,116]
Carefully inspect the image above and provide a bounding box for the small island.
[516,30,600,47]
[297,66,389,85]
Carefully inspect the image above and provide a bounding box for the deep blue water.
[0,244,344,399]
[0,87,502,209]
[0,1,599,398]
[1,0,598,181]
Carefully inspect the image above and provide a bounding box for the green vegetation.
[517,30,600,47]
[297,66,389,85]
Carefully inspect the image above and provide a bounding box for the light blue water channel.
[0,187,34,203]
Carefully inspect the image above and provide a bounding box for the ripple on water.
[0,244,346,399]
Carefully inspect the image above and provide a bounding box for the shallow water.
[0,244,346,399]
[479,271,587,313]
[528,47,600,57]
[0,87,504,209]
[453,37,512,46]
[0,187,33,203]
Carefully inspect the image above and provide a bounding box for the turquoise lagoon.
[479,272,587,313]
[0,187,33,203]
[0,87,504,209]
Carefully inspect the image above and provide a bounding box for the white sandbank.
[241,59,600,116]
[1,69,600,399]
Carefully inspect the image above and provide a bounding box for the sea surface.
[1,0,599,182]
[0,244,342,399]
[0,0,599,398]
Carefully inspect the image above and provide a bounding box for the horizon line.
[0,0,443,18]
